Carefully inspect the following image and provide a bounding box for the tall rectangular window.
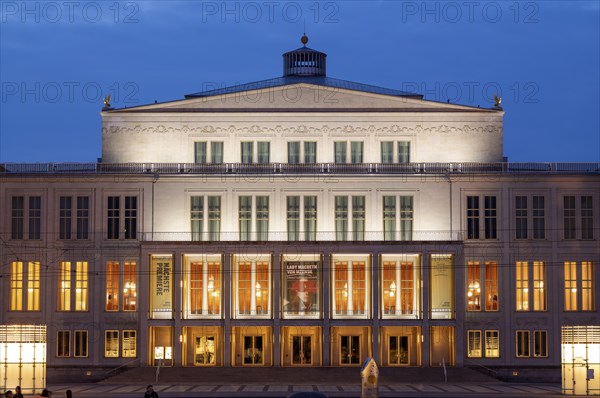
[485,261,498,311]
[75,261,88,311]
[60,196,72,239]
[57,331,70,357]
[287,196,300,241]
[467,261,481,311]
[350,142,363,164]
[430,254,454,319]
[288,142,300,164]
[208,196,221,241]
[516,331,530,357]
[76,196,89,239]
[467,196,479,239]
[332,258,368,317]
[107,196,120,239]
[334,142,347,163]
[256,196,269,241]
[28,196,41,239]
[484,196,497,239]
[106,260,137,312]
[124,196,137,239]
[467,330,482,358]
[533,330,548,357]
[564,196,576,239]
[257,142,270,164]
[485,330,499,358]
[398,141,410,163]
[59,261,71,311]
[239,196,252,240]
[382,256,420,318]
[383,196,396,241]
[122,330,137,357]
[564,261,578,311]
[194,142,207,164]
[381,142,394,164]
[304,196,317,241]
[106,261,119,311]
[515,196,528,239]
[105,330,119,357]
[10,261,23,311]
[304,142,317,163]
[565,261,594,311]
[516,261,529,311]
[191,196,204,241]
[468,261,498,311]
[400,196,413,241]
[11,196,24,239]
[74,330,88,357]
[184,257,221,317]
[57,260,87,312]
[26,262,40,311]
[352,196,365,241]
[234,259,270,317]
[581,196,594,239]
[124,261,137,311]
[241,142,254,163]
[335,196,348,241]
[532,196,545,239]
[211,142,224,163]
[533,261,546,311]
[582,261,594,311]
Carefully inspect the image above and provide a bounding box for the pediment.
[107,83,495,114]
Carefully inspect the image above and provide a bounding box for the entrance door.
[195,336,215,366]
[292,336,312,365]
[389,336,409,365]
[340,335,361,365]
[243,336,263,365]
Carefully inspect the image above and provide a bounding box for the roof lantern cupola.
[283,34,327,77]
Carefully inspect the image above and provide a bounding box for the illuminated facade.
[1,38,598,384]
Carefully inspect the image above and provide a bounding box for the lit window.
[75,261,88,311]
[430,254,454,319]
[122,330,137,358]
[59,261,71,311]
[124,261,137,311]
[332,257,368,317]
[105,330,119,358]
[516,260,546,312]
[234,257,270,318]
[565,261,595,311]
[485,330,499,358]
[382,256,420,318]
[10,261,23,311]
[106,261,119,311]
[467,330,482,358]
[183,256,221,318]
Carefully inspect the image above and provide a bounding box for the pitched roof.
[184,75,423,99]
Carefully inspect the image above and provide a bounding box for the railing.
[142,230,465,242]
[1,162,599,175]
[104,357,140,376]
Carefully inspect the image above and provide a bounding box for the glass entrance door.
[389,336,409,365]
[340,335,360,365]
[243,336,263,365]
[195,336,215,366]
[292,336,312,365]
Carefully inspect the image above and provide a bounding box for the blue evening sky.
[0,1,598,162]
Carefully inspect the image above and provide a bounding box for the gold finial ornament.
[103,94,112,108]
[493,94,502,108]
[301,34,308,46]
